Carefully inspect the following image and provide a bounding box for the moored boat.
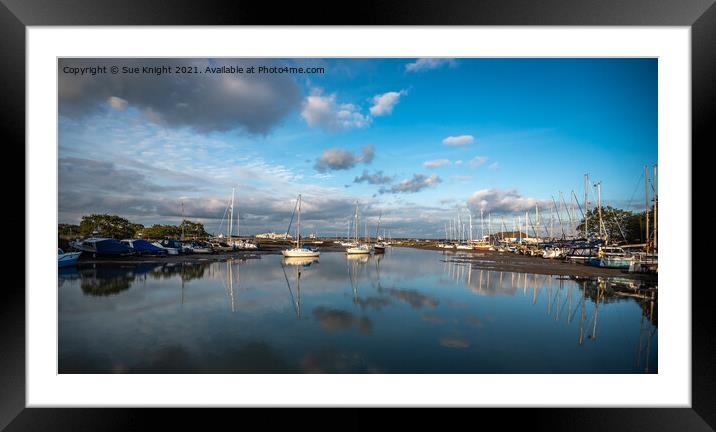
[69,237,133,257]
[282,194,320,258]
[346,244,371,254]
[121,239,168,256]
[152,240,179,255]
[58,248,81,268]
[182,240,213,254]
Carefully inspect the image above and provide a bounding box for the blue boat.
[69,237,133,257]
[58,248,82,268]
[121,239,167,255]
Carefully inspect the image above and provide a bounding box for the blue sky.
[58,58,657,238]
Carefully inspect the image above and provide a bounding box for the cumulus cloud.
[354,170,393,185]
[405,58,457,72]
[442,135,474,146]
[466,189,550,214]
[301,91,370,131]
[468,156,488,168]
[314,144,375,172]
[369,90,407,116]
[59,58,302,134]
[380,173,441,194]
[423,159,451,168]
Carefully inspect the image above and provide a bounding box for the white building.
[255,232,292,240]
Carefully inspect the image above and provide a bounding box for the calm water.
[59,248,657,373]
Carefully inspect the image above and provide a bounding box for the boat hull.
[58,252,81,268]
[282,248,320,258]
[599,258,634,269]
[346,247,371,254]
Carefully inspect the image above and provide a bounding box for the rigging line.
[605,201,628,242]
[572,192,585,220]
[626,171,645,211]
[285,197,299,238]
[526,212,538,238]
[216,200,230,236]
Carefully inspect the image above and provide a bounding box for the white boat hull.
[282,248,320,257]
[346,246,371,254]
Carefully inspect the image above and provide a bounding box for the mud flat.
[407,246,657,281]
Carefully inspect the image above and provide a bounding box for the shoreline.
[71,243,657,282]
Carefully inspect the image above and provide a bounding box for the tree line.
[59,214,210,240]
[575,206,654,244]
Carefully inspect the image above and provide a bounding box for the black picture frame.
[3,0,713,429]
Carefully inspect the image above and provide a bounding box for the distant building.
[255,232,292,240]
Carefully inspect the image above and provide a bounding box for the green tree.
[143,224,181,239]
[179,219,209,239]
[58,223,80,237]
[576,206,646,244]
[78,214,144,239]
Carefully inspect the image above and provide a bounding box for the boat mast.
[296,194,301,248]
[488,212,492,244]
[354,203,359,242]
[596,182,605,242]
[376,212,382,240]
[181,200,185,240]
[584,174,589,238]
[469,212,473,242]
[236,192,240,239]
[229,187,235,239]
[644,165,650,251]
[569,191,577,238]
[653,164,657,252]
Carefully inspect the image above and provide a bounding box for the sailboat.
[282,194,320,258]
[373,212,386,253]
[225,188,258,251]
[346,202,371,255]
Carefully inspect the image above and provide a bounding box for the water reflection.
[59,248,658,373]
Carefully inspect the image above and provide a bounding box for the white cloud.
[108,96,128,111]
[423,159,451,168]
[369,90,407,116]
[314,144,374,172]
[489,162,499,170]
[301,91,370,131]
[442,135,474,146]
[381,173,442,194]
[466,189,550,214]
[405,58,456,72]
[468,156,488,168]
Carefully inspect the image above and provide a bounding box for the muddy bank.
[426,247,657,281]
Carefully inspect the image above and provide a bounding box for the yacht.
[282,194,320,258]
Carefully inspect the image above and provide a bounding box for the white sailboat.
[282,194,320,258]
[346,202,371,255]
[226,188,258,251]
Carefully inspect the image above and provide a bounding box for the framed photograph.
[5,0,713,428]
